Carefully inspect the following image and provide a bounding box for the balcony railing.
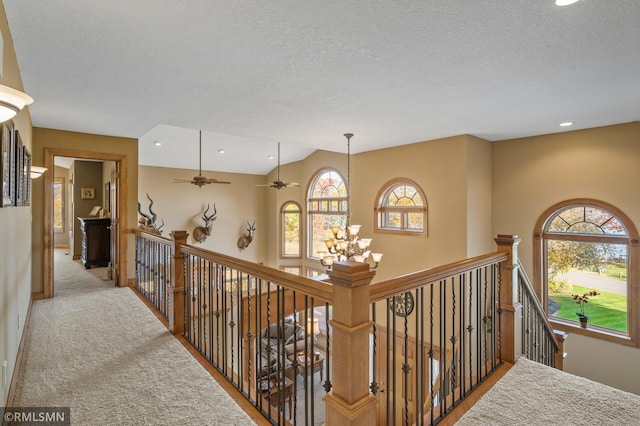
[134,231,562,425]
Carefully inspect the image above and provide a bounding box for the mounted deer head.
[193,203,217,243]
[237,220,256,250]
[137,193,164,235]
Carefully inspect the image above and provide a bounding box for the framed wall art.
[1,121,15,207]
[15,130,24,206]
[23,145,32,206]
[81,187,96,200]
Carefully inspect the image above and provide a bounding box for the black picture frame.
[23,146,31,206]
[15,130,24,206]
[1,121,16,207]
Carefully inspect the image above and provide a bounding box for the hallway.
[9,249,255,425]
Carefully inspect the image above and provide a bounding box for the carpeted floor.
[456,357,640,425]
[10,249,255,425]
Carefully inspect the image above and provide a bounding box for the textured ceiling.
[5,1,640,174]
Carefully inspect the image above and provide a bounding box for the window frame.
[374,178,427,236]
[280,201,302,259]
[307,168,348,260]
[53,177,65,234]
[534,198,640,347]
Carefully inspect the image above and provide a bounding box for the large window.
[535,199,639,345]
[375,178,427,235]
[307,169,347,259]
[53,177,64,233]
[281,201,301,258]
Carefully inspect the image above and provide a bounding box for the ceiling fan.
[258,142,299,190]
[172,130,231,187]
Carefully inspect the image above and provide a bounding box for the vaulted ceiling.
[5,1,640,174]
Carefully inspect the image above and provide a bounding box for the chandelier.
[317,133,383,269]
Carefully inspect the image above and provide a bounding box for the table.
[291,352,324,386]
[260,376,294,418]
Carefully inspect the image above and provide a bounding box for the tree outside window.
[53,177,64,233]
[307,169,347,259]
[281,201,301,258]
[375,179,427,235]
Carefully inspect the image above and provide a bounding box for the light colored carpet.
[11,249,255,425]
[456,357,640,425]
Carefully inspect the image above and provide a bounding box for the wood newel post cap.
[327,260,376,288]
[494,234,521,247]
[171,230,189,243]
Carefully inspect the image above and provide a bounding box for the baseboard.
[4,295,35,407]
[127,278,135,288]
[31,291,46,301]
[72,254,81,260]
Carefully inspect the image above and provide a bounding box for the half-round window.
[375,178,427,235]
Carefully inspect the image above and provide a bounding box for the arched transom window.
[536,199,639,345]
[375,179,427,234]
[307,169,347,258]
[281,201,301,258]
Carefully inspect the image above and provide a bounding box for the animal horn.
[138,201,152,223]
[146,193,157,223]
[202,203,210,220]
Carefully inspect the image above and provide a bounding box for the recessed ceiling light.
[560,122,573,127]
[218,149,225,154]
[555,0,580,6]
[153,141,162,146]
[268,155,274,160]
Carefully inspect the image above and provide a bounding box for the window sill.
[550,318,637,348]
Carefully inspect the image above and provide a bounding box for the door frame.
[43,148,128,298]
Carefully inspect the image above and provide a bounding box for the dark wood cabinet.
[78,217,111,269]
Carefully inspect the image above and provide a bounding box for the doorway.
[43,148,128,298]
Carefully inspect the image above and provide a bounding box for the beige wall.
[265,135,493,281]
[0,0,33,405]
[138,165,267,262]
[492,121,640,394]
[31,128,138,292]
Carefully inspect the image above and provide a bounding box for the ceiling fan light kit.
[172,130,231,187]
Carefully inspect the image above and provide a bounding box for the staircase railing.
[517,266,559,367]
[133,231,562,425]
[369,252,507,425]
[134,231,172,319]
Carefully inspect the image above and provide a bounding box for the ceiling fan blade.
[206,178,231,184]
[286,182,300,187]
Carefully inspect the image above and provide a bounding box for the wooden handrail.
[133,228,171,244]
[370,252,508,303]
[179,244,334,304]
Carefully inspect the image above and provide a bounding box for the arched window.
[535,199,639,345]
[281,201,301,258]
[375,178,427,235]
[307,169,347,258]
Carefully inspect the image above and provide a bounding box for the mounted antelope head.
[137,193,164,235]
[237,220,256,250]
[193,203,217,243]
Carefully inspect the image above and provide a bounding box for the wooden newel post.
[169,230,188,335]
[325,260,377,426]
[494,234,522,364]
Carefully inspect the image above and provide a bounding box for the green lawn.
[550,284,627,332]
